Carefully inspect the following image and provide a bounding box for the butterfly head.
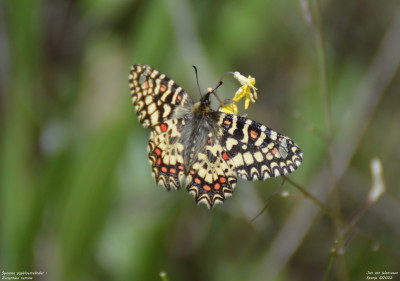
[194,89,213,114]
[197,79,224,110]
[201,89,213,106]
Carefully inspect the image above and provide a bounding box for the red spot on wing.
[249,130,259,139]
[195,178,201,185]
[160,84,167,92]
[203,185,211,191]
[222,152,229,160]
[160,123,168,132]
[169,168,176,174]
[143,81,150,89]
[154,147,162,156]
[161,166,168,173]
[214,183,221,190]
[157,158,162,165]
[219,177,226,183]
[272,147,278,155]
[178,165,185,170]
[223,119,232,127]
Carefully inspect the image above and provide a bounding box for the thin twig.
[249,178,286,223]
[284,176,400,263]
[322,249,336,281]
[284,176,340,221]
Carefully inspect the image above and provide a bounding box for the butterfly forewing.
[129,64,193,127]
[212,112,303,181]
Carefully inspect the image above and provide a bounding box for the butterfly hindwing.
[148,119,187,190]
[185,132,237,207]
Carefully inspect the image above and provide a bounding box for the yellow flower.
[232,72,258,110]
[219,100,238,114]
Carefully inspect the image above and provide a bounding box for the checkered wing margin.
[185,132,238,207]
[129,64,193,128]
[147,119,187,190]
[214,112,303,180]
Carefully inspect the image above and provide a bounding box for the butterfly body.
[129,64,303,208]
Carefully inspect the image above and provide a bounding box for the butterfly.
[129,64,303,208]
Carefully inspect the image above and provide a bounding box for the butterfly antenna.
[210,72,235,105]
[192,65,203,98]
[210,81,224,105]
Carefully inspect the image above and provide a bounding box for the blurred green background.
[1,0,400,280]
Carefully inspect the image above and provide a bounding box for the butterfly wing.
[130,64,194,190]
[185,132,238,208]
[148,119,187,190]
[213,112,303,180]
[184,111,302,208]
[129,64,193,128]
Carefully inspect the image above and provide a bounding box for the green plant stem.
[284,176,340,221]
[313,0,335,175]
[284,176,400,263]
[322,249,335,281]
